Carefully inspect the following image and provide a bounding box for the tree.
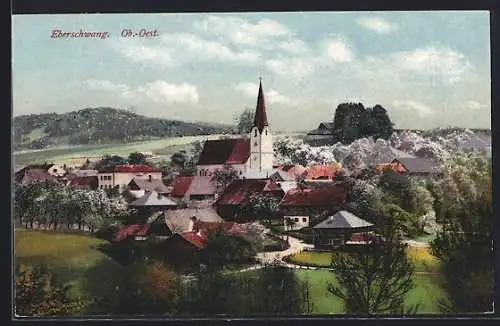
[128,152,148,165]
[213,164,239,193]
[170,151,188,169]
[327,215,417,314]
[430,187,493,313]
[254,261,313,315]
[95,155,127,172]
[243,193,280,224]
[370,105,394,140]
[235,108,254,134]
[199,226,256,273]
[15,263,89,316]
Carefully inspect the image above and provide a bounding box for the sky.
[12,11,491,131]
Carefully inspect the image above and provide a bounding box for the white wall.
[97,171,162,191]
[249,126,273,171]
[47,164,66,177]
[284,215,310,230]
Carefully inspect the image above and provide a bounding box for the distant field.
[13,133,303,166]
[13,134,227,165]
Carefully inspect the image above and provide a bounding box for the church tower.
[249,79,274,172]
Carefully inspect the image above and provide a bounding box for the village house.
[129,191,178,214]
[390,157,441,176]
[311,210,375,249]
[164,207,225,234]
[97,164,162,192]
[15,167,59,185]
[196,80,274,178]
[304,122,335,145]
[279,184,348,231]
[215,179,285,221]
[67,175,99,190]
[127,177,171,198]
[170,175,218,201]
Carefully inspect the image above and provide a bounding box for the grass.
[14,229,123,304]
[295,269,444,314]
[13,134,226,165]
[286,247,439,273]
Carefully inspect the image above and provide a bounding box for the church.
[196,79,274,178]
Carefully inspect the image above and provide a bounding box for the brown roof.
[187,176,217,196]
[171,176,194,197]
[18,169,59,185]
[279,185,348,207]
[253,80,269,133]
[68,176,98,188]
[128,177,170,193]
[197,139,250,165]
[215,179,270,206]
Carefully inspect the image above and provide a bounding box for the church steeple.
[253,78,269,133]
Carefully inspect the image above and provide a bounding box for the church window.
[254,129,257,137]
[254,141,258,147]
[265,129,268,135]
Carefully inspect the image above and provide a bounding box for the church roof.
[253,80,269,133]
[197,138,250,165]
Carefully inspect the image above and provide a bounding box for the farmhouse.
[127,177,171,198]
[170,175,218,201]
[129,191,178,212]
[215,179,284,221]
[391,157,441,176]
[97,164,162,192]
[15,168,59,185]
[311,210,374,249]
[196,80,274,177]
[279,185,348,230]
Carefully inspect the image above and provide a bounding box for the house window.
[302,218,307,222]
[239,170,242,175]
[53,169,57,173]
[100,185,103,189]
[294,218,299,222]
[265,130,268,135]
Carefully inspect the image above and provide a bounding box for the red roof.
[280,186,348,207]
[306,164,343,180]
[197,139,250,165]
[215,179,269,205]
[276,164,307,178]
[178,232,206,249]
[69,176,98,188]
[171,176,194,197]
[253,80,269,133]
[112,223,151,242]
[114,165,160,173]
[263,179,282,192]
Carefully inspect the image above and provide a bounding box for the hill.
[13,107,234,150]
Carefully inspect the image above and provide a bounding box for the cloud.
[137,81,199,104]
[193,16,290,46]
[85,79,199,104]
[233,82,290,104]
[265,57,316,78]
[393,100,435,118]
[278,39,310,54]
[462,100,485,111]
[324,36,355,63]
[389,46,472,83]
[112,33,262,68]
[356,17,398,34]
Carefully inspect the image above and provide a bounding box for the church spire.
[253,78,269,133]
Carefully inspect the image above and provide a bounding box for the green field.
[286,247,439,272]
[13,134,228,166]
[295,269,444,314]
[14,229,124,311]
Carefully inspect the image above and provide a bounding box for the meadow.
[13,134,226,166]
[15,229,445,315]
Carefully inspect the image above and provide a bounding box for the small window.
[200,170,203,176]
[254,129,257,137]
[294,218,299,222]
[239,170,242,175]
[53,168,57,173]
[302,218,307,222]
[265,130,268,135]
[100,185,103,189]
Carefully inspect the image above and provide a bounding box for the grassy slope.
[14,229,123,304]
